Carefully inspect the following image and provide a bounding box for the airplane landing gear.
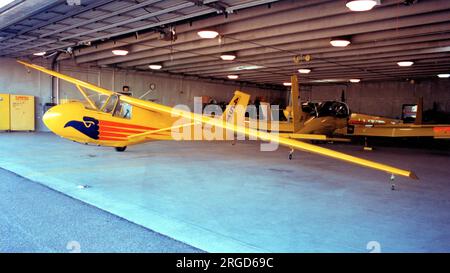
[288,148,294,160]
[363,137,373,151]
[115,146,127,152]
[390,174,396,190]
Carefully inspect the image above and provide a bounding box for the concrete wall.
[0,58,52,131]
[57,61,286,108]
[304,80,450,119]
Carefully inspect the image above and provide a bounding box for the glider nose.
[43,104,63,132]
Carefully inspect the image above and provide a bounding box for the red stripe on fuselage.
[99,132,129,138]
[434,127,450,133]
[99,127,169,137]
[99,126,145,134]
[99,136,127,141]
[98,120,170,137]
[348,120,365,125]
[99,120,158,131]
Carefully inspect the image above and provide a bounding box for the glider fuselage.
[43,101,174,148]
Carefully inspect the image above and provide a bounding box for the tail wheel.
[288,148,294,160]
[115,146,127,152]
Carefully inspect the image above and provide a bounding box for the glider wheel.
[115,146,127,152]
[288,148,294,160]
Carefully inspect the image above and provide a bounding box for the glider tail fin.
[222,91,250,122]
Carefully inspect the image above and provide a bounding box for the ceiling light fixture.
[149,64,162,70]
[349,79,361,83]
[397,61,414,67]
[298,68,311,74]
[330,37,351,47]
[220,53,236,61]
[0,0,15,9]
[283,82,292,86]
[346,0,378,12]
[437,74,450,78]
[227,75,239,80]
[112,49,129,56]
[312,79,348,83]
[234,65,264,71]
[197,30,219,39]
[33,52,46,56]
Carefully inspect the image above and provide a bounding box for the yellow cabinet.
[0,94,35,131]
[10,95,35,131]
[0,94,10,131]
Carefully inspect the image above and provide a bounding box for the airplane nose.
[43,104,63,132]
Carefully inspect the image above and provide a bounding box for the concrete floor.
[0,132,449,252]
[0,168,203,253]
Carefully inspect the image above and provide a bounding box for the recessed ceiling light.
[197,30,219,39]
[0,0,15,9]
[227,75,239,80]
[112,49,129,56]
[437,74,450,78]
[298,68,311,74]
[149,64,162,70]
[397,61,414,67]
[346,0,378,11]
[330,38,351,47]
[283,82,292,86]
[220,53,236,61]
[234,65,264,71]
[33,51,46,56]
[349,79,361,83]
[312,79,348,83]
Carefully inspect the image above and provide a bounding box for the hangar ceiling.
[0,0,449,87]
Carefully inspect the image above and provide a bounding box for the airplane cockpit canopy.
[302,101,350,119]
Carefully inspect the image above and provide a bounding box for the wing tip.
[409,172,419,180]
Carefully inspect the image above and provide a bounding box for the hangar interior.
[0,0,450,252]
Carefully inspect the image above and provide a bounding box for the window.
[113,99,132,119]
[101,95,118,113]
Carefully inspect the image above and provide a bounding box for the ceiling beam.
[96,4,450,67]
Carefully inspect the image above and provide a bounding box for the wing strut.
[76,84,98,110]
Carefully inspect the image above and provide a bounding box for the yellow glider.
[17,60,418,180]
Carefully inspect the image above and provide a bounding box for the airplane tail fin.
[291,74,300,131]
[222,91,250,122]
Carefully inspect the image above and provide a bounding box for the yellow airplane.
[279,82,450,142]
[248,77,351,144]
[339,110,450,139]
[17,60,418,183]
